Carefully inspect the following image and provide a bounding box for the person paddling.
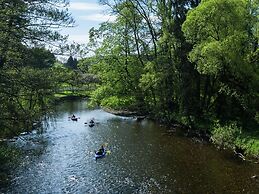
[100,145,104,153]
[97,145,104,155]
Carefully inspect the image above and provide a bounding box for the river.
[2,99,259,193]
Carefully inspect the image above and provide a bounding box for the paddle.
[68,116,80,119]
[103,143,111,155]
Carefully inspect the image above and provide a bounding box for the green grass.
[54,91,73,98]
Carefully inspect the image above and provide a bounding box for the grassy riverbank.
[209,120,259,160]
[54,90,89,99]
[235,131,259,159]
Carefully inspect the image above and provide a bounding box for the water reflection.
[4,99,259,194]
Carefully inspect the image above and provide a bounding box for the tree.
[0,0,74,68]
[0,0,74,137]
[24,47,56,69]
[88,0,202,119]
[182,0,258,124]
[65,56,78,69]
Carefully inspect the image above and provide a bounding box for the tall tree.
[182,0,258,124]
[65,56,78,69]
[0,0,73,68]
[90,0,201,121]
[0,0,74,137]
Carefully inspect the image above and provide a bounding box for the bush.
[100,96,136,110]
[211,121,242,149]
[235,134,259,157]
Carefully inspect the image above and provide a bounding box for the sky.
[61,0,116,45]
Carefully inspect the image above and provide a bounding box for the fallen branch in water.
[234,150,246,161]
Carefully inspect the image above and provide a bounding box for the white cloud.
[69,2,104,11]
[79,14,116,22]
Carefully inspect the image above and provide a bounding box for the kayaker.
[100,145,104,153]
[96,145,104,154]
[71,114,75,119]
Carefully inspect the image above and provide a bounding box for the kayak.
[95,150,106,159]
[71,117,78,121]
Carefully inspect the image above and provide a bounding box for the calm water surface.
[4,99,259,193]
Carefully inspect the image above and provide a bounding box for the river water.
[3,99,259,193]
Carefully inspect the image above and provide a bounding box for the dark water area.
[1,99,259,193]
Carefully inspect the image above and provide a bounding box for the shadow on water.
[1,99,259,193]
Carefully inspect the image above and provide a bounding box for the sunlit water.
[3,99,259,193]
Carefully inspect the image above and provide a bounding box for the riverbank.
[54,91,89,100]
[103,107,141,117]
[102,107,149,123]
[103,107,259,162]
[168,124,259,162]
[234,131,259,161]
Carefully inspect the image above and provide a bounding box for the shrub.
[211,121,242,149]
[100,96,136,110]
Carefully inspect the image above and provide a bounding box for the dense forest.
[0,0,258,157]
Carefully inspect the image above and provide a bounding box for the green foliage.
[85,0,258,156]
[0,143,21,187]
[89,83,137,109]
[139,62,161,91]
[189,42,223,75]
[0,65,61,137]
[77,57,93,73]
[0,0,74,136]
[0,0,74,67]
[182,0,259,122]
[87,17,145,110]
[101,96,136,110]
[235,135,259,157]
[183,0,250,75]
[255,112,259,124]
[90,85,112,101]
[24,48,56,69]
[211,121,242,149]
